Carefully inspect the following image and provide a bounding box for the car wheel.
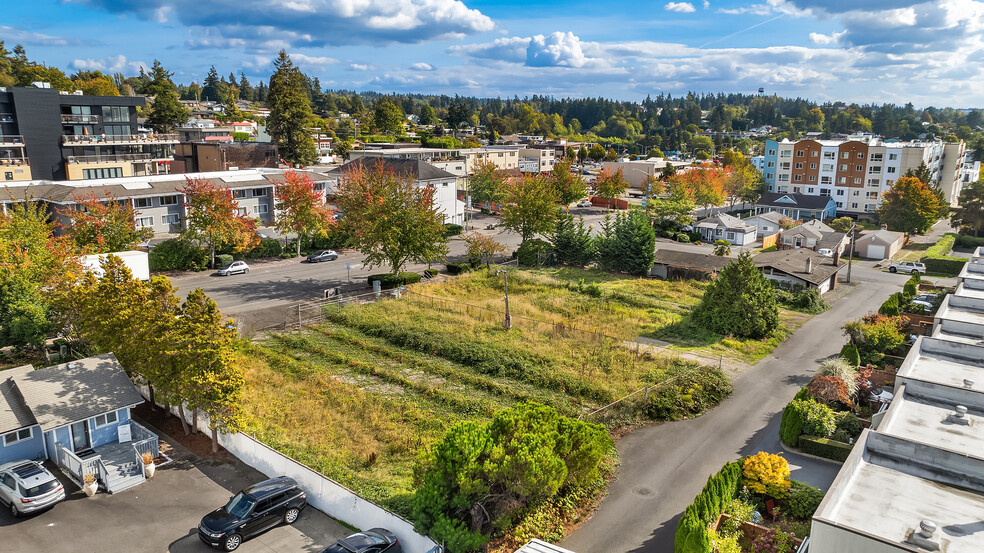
[243,268,249,274]
[284,507,300,524]
[223,534,242,551]
[10,503,18,517]
[889,266,897,273]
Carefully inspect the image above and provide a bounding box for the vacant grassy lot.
[236,267,799,517]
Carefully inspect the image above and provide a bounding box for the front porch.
[54,420,160,494]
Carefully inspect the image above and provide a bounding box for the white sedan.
[217,260,250,276]
[576,200,593,208]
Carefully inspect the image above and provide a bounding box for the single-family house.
[852,229,905,260]
[754,249,845,294]
[754,192,836,221]
[694,214,757,246]
[0,353,159,494]
[650,249,732,281]
[743,211,784,237]
[779,220,832,250]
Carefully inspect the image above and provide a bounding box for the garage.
[853,229,905,260]
[867,245,885,259]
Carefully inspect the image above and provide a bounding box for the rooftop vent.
[945,405,970,426]
[964,378,975,389]
[905,520,942,551]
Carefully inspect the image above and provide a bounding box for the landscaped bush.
[688,231,702,243]
[920,233,967,276]
[691,252,779,340]
[807,376,852,408]
[645,365,733,420]
[443,223,463,237]
[839,344,860,367]
[368,272,421,289]
[816,358,859,396]
[214,253,234,267]
[779,402,805,447]
[742,452,791,499]
[783,480,825,520]
[446,261,474,275]
[424,268,438,278]
[751,528,797,553]
[958,234,984,248]
[799,435,853,462]
[674,460,744,553]
[843,314,908,366]
[793,288,829,314]
[246,238,283,259]
[923,232,957,257]
[515,239,552,266]
[780,399,835,445]
[879,293,900,316]
[148,238,209,271]
[834,412,865,440]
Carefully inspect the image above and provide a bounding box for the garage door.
[868,245,885,259]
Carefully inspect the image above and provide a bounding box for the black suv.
[322,528,403,553]
[198,476,307,551]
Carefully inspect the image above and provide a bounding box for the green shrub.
[921,256,967,276]
[688,231,702,243]
[247,238,283,259]
[645,366,733,420]
[799,435,853,462]
[923,233,957,257]
[691,251,779,339]
[677,233,691,243]
[839,344,860,367]
[958,234,984,248]
[515,239,552,266]
[903,280,918,299]
[148,239,209,271]
[783,480,825,520]
[779,401,804,447]
[446,262,473,275]
[424,269,438,277]
[214,254,234,267]
[674,461,744,553]
[443,223,463,237]
[799,399,836,438]
[428,514,488,553]
[368,272,421,289]
[280,251,298,259]
[794,387,810,401]
[835,412,866,440]
[879,293,900,316]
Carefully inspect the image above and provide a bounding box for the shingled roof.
[0,366,38,433]
[324,158,457,181]
[653,249,733,272]
[754,248,844,285]
[755,192,834,211]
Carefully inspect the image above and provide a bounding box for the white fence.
[137,387,440,553]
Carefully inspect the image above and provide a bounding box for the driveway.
[0,428,349,553]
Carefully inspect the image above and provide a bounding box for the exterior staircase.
[102,456,145,494]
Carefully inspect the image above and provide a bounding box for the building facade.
[0,86,177,181]
[762,137,967,216]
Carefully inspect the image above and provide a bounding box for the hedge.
[923,233,957,257]
[920,233,967,276]
[446,261,475,275]
[783,480,825,519]
[675,461,744,553]
[215,254,234,267]
[246,238,283,259]
[839,344,860,367]
[148,238,209,271]
[443,224,463,237]
[799,435,854,462]
[958,234,984,248]
[367,272,422,289]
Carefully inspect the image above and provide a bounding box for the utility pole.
[847,222,856,283]
[499,270,512,329]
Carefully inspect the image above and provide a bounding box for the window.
[853,190,860,196]
[255,204,269,214]
[851,202,858,208]
[134,197,152,208]
[780,162,790,170]
[807,188,815,194]
[766,173,774,180]
[236,207,247,216]
[856,165,864,172]
[103,124,130,137]
[252,188,268,197]
[841,152,850,159]
[101,106,129,123]
[810,163,817,169]
[854,178,862,184]
[836,190,845,196]
[796,150,804,157]
[889,153,899,160]
[836,201,844,208]
[838,177,847,184]
[820,188,830,195]
[857,153,864,159]
[160,195,179,206]
[793,187,801,193]
[780,150,791,158]
[795,162,803,169]
[868,179,880,186]
[767,161,775,168]
[822,164,834,172]
[136,216,153,228]
[4,172,11,181]
[162,213,180,225]
[811,151,818,157]
[726,232,735,240]
[497,153,503,157]
[3,427,32,446]
[868,166,882,174]
[93,411,118,428]
[823,152,835,159]
[768,149,776,156]
[839,164,848,171]
[870,154,883,161]
[793,174,802,182]
[778,174,789,182]
[867,192,878,199]
[82,167,123,179]
[809,175,816,182]
[232,189,246,199]
[70,105,92,116]
[887,166,896,174]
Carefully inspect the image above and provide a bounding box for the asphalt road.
[560,279,892,553]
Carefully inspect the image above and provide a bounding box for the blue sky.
[3,0,982,106]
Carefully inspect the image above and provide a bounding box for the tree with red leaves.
[670,164,727,213]
[808,375,852,407]
[334,161,448,275]
[180,177,259,268]
[66,191,154,254]
[273,170,336,256]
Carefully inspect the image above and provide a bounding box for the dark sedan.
[307,249,339,263]
[198,476,307,551]
[321,528,402,553]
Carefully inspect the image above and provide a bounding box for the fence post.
[644,384,649,404]
[719,355,723,370]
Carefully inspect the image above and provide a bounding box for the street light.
[846,221,857,283]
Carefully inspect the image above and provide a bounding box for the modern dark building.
[0,85,178,181]
[173,142,279,173]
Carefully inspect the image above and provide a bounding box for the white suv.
[0,460,66,516]
[888,261,926,274]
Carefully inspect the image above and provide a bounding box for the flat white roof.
[878,390,984,457]
[897,338,984,391]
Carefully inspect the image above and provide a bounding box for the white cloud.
[410,62,435,71]
[152,5,171,23]
[0,26,81,46]
[717,4,774,15]
[348,63,371,71]
[290,53,339,70]
[808,30,846,44]
[665,2,696,12]
[448,36,529,63]
[70,55,149,74]
[527,32,588,67]
[703,0,710,8]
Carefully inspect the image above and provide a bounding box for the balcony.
[0,135,25,147]
[66,153,152,164]
[0,157,28,167]
[62,133,179,146]
[61,114,101,124]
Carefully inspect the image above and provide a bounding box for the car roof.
[244,476,297,498]
[2,461,56,486]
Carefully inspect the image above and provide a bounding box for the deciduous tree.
[550,158,588,207]
[593,167,628,210]
[649,178,696,226]
[672,166,726,213]
[463,233,506,268]
[180,177,259,268]
[373,100,405,135]
[273,170,336,256]
[335,161,449,275]
[501,174,560,243]
[468,160,507,209]
[878,176,943,234]
[65,192,153,254]
[951,180,984,236]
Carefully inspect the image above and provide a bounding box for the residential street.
[560,279,891,553]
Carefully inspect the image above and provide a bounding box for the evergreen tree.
[238,72,252,101]
[144,60,190,133]
[691,251,779,339]
[952,181,984,237]
[201,66,222,102]
[594,210,656,276]
[551,213,595,267]
[267,51,317,166]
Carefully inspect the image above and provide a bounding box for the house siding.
[0,425,45,463]
[88,408,130,448]
[46,426,71,459]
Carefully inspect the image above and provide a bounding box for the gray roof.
[696,213,754,232]
[9,353,143,430]
[324,158,457,181]
[747,211,784,224]
[754,248,845,285]
[817,231,848,250]
[0,366,38,433]
[858,229,905,245]
[755,192,834,210]
[513,539,576,553]
[653,249,732,272]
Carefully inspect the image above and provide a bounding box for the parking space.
[0,425,349,553]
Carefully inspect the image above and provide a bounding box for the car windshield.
[225,492,255,518]
[221,262,234,270]
[19,479,59,497]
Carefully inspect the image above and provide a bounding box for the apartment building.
[349,145,520,177]
[762,137,967,216]
[516,147,555,173]
[0,85,178,181]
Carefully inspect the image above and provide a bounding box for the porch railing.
[54,442,106,488]
[129,420,159,461]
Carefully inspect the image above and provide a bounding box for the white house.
[694,214,757,246]
[743,211,784,237]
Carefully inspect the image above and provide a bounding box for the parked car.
[307,249,339,263]
[888,261,926,274]
[576,200,593,208]
[198,476,307,551]
[322,528,403,553]
[817,248,833,257]
[0,460,66,517]
[217,260,250,276]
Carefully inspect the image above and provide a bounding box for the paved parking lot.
[0,428,349,553]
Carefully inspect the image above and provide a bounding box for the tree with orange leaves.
[670,165,726,213]
[593,167,628,210]
[273,170,336,256]
[65,191,154,254]
[179,177,259,268]
[334,161,448,275]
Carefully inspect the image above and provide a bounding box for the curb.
[776,441,845,466]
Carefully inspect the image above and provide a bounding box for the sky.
[3,0,983,107]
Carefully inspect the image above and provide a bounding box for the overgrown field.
[237,267,797,517]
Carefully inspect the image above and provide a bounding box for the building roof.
[0,366,38,433]
[857,229,905,245]
[513,539,576,553]
[695,213,755,232]
[324,158,457,181]
[652,249,733,272]
[8,353,143,430]
[755,192,834,211]
[746,211,785,224]
[754,248,844,285]
[817,232,848,251]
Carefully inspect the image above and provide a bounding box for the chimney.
[806,257,813,273]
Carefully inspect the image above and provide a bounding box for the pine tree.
[238,72,252,101]
[201,66,221,102]
[267,51,317,166]
[691,251,779,339]
[144,60,190,133]
[551,213,595,267]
